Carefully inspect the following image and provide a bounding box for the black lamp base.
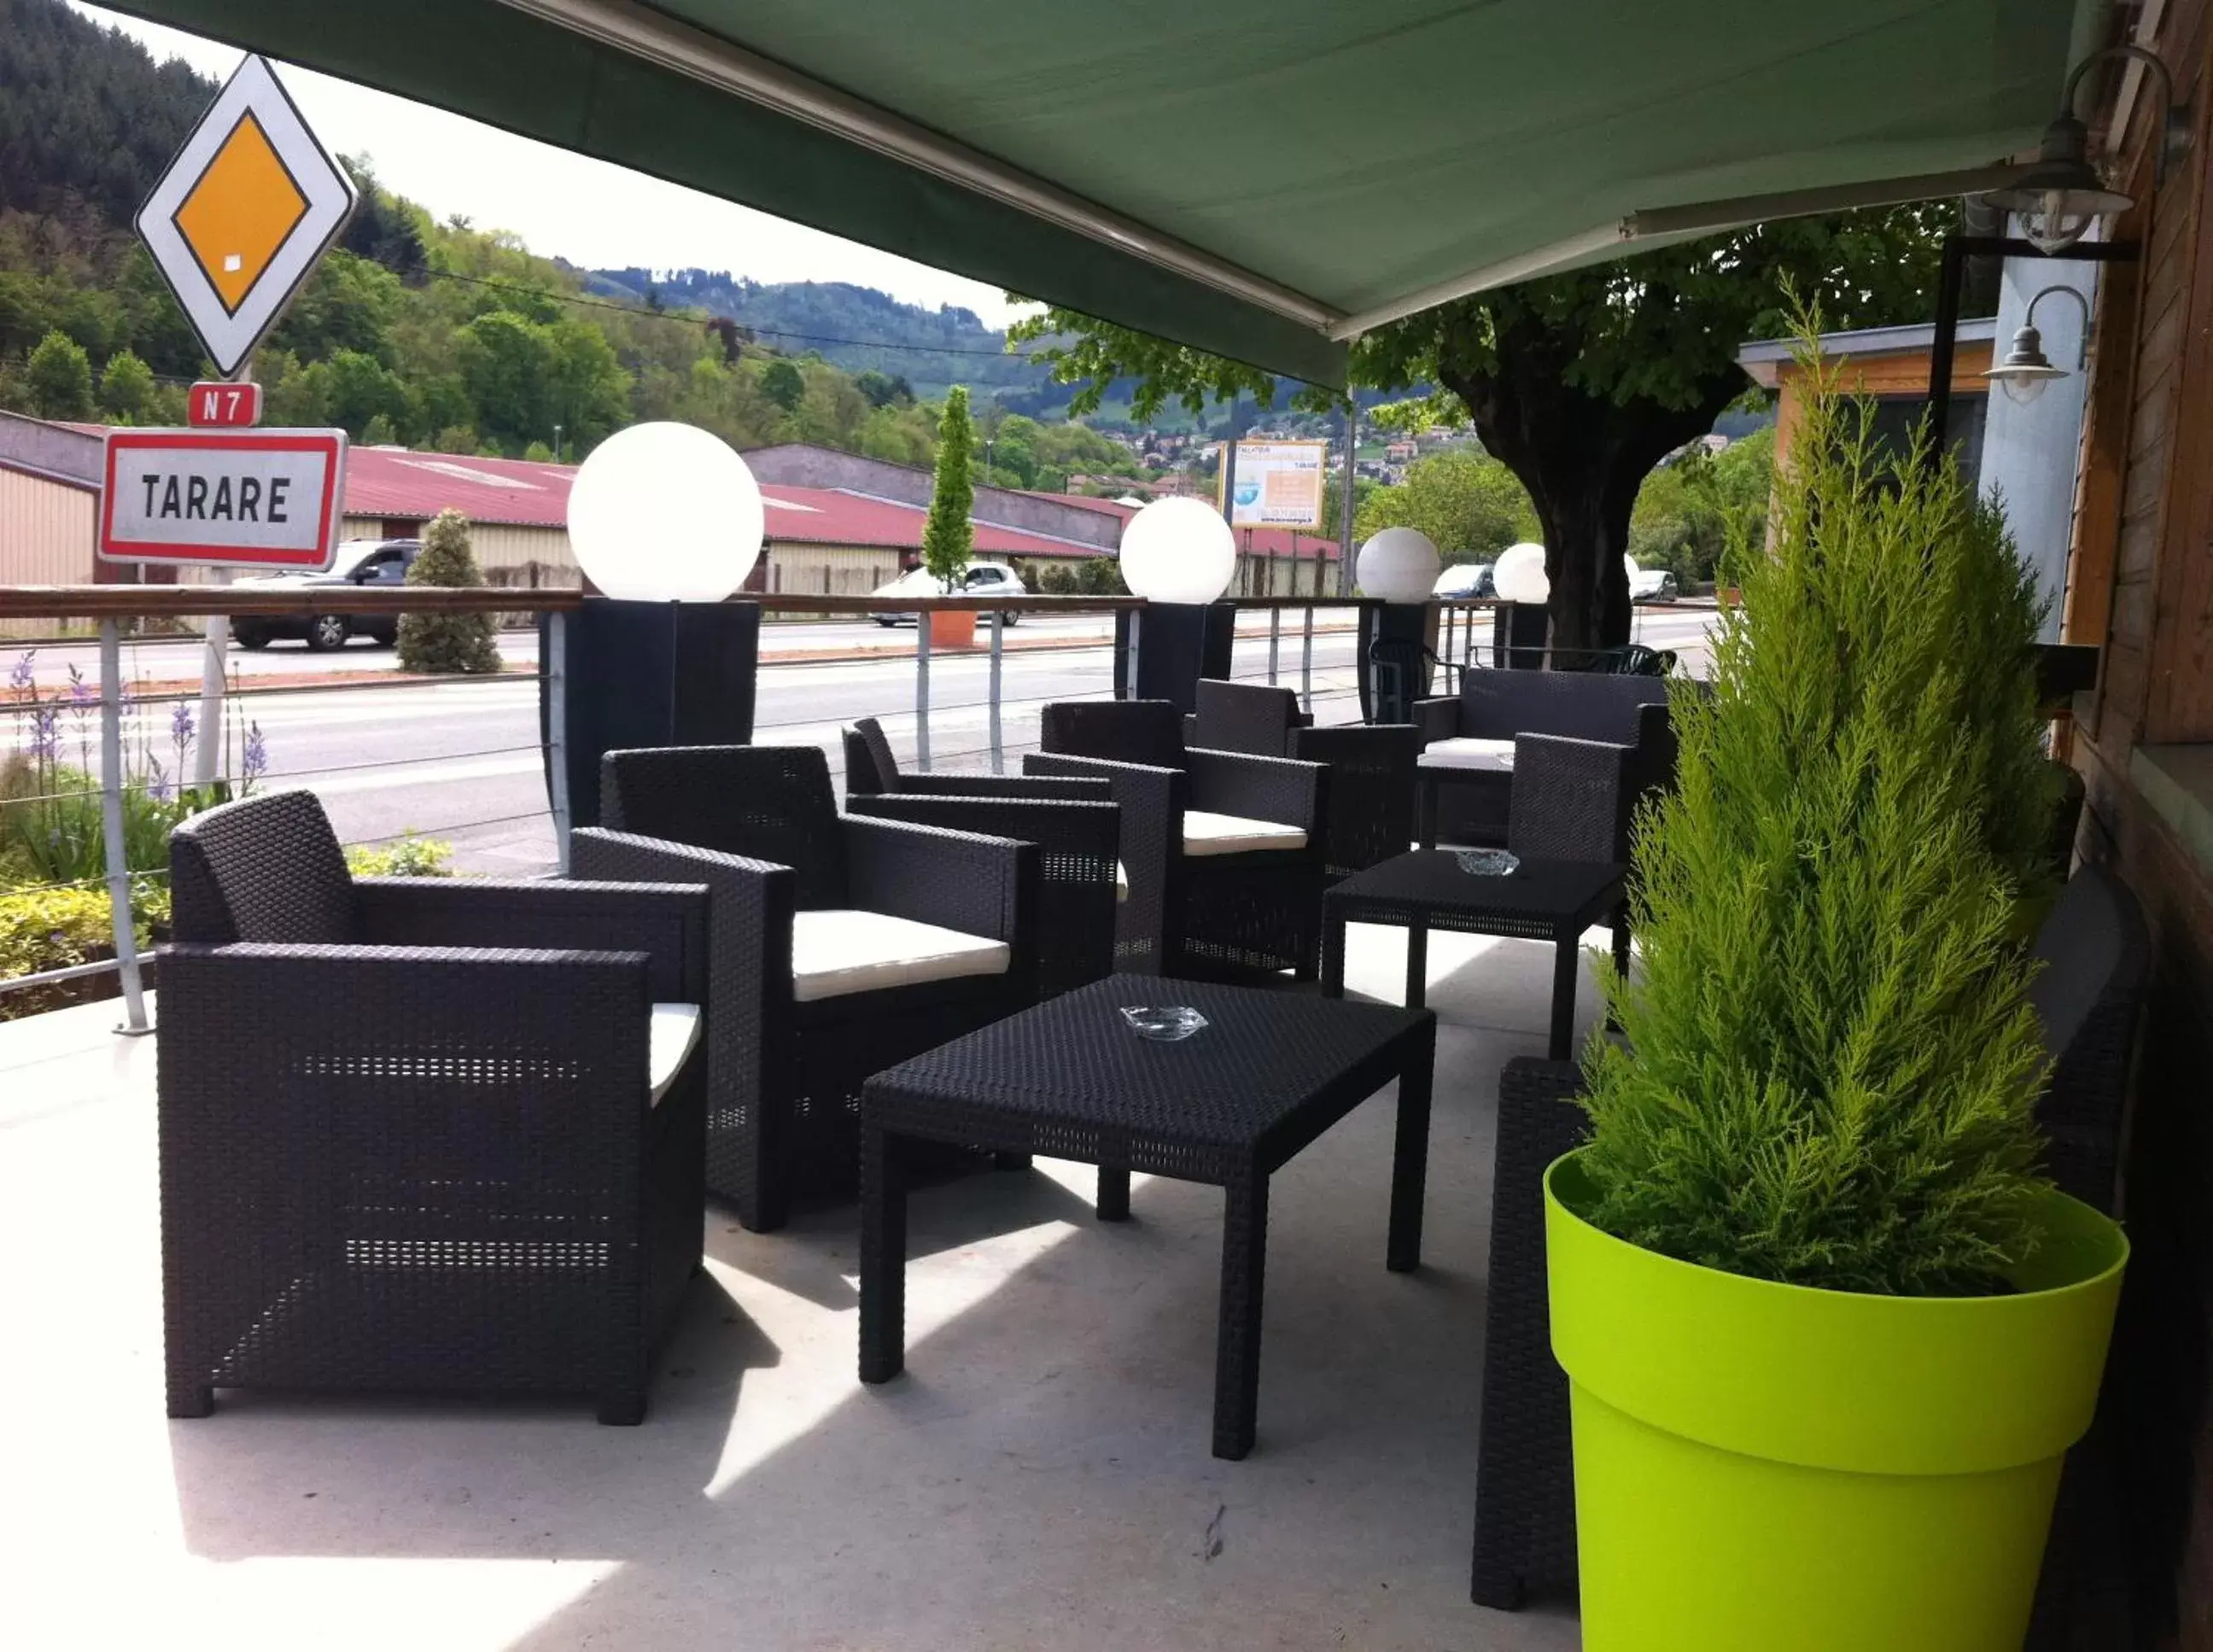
[1116,601,1235,712]
[542,597,760,830]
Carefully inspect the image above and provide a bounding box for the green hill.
[0,0,936,464]
[587,269,1045,405]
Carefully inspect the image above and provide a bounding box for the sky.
[73,3,1031,330]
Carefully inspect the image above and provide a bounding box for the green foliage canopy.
[25,327,91,418]
[1008,206,1953,649]
[1628,427,1776,586]
[1354,449,1537,563]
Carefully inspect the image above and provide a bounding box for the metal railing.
[1,585,1715,1025]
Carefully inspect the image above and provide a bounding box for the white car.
[1627,564,1679,602]
[1433,563,1494,599]
[872,563,1025,626]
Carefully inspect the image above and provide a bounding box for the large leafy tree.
[1010,207,1955,651]
[1355,449,1538,563]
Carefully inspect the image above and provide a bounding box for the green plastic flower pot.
[1545,1152,2128,1651]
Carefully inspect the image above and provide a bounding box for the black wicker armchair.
[1468,861,2152,1614]
[842,715,1101,803]
[1188,680,1422,874]
[1025,699,1329,981]
[572,745,1039,1232]
[159,789,711,1425]
[1415,668,1676,847]
[841,716,1124,998]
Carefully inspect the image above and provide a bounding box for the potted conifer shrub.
[1547,336,2127,1649]
[921,386,978,650]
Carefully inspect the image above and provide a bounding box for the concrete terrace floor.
[1,925,1611,1651]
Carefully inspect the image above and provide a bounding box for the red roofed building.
[0,420,1340,618]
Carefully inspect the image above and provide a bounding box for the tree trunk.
[1436,318,1744,657]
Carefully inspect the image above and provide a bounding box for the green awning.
[104,0,2100,390]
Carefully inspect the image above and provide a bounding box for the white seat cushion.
[790,908,1011,1003]
[649,1002,702,1108]
[1421,736,1517,772]
[1182,809,1309,856]
[1117,861,1130,903]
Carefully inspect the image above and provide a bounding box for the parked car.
[1628,563,1679,602]
[1433,563,1495,599]
[231,539,421,651]
[872,562,1025,626]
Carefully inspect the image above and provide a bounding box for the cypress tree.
[1575,321,2057,1297]
[921,386,976,590]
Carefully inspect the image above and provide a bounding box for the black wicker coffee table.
[1320,849,1627,1059]
[858,973,1436,1460]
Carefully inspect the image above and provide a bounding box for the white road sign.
[99,429,348,571]
[135,55,358,377]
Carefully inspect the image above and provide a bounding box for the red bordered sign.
[99,428,347,571]
[186,381,264,427]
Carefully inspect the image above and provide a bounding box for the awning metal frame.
[490,0,1346,335]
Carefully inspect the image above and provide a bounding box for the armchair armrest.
[1024,752,1181,916]
[569,830,795,1166]
[842,814,1036,956]
[893,772,1112,801]
[1184,746,1328,835]
[1507,735,1634,864]
[353,876,709,1001]
[1414,698,1461,742]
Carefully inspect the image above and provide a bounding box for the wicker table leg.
[1320,907,1347,998]
[1418,774,1439,849]
[1387,1021,1435,1273]
[1548,933,1579,1060]
[1097,1165,1131,1222]
[1404,918,1429,1010]
[1213,1169,1270,1460]
[859,1124,908,1385]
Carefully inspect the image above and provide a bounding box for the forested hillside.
[0,0,1003,467]
[590,269,1043,402]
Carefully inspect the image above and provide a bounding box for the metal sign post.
[88,55,360,1034]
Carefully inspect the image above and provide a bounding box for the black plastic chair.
[1188,679,1422,875]
[160,788,711,1424]
[1028,699,1329,981]
[572,745,1038,1232]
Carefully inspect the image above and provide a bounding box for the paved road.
[9,614,1134,684]
[11,608,1717,876]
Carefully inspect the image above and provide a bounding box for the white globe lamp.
[1494,541,1550,605]
[567,422,764,602]
[1118,495,1237,606]
[1358,526,1442,604]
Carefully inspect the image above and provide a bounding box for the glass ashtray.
[1119,1005,1209,1042]
[1455,849,1520,877]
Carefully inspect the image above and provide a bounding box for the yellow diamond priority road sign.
[136,55,357,378]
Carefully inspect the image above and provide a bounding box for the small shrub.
[0,885,139,1020]
[1574,317,2057,1299]
[345,832,454,877]
[1075,556,1127,597]
[397,509,501,674]
[1036,563,1080,596]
